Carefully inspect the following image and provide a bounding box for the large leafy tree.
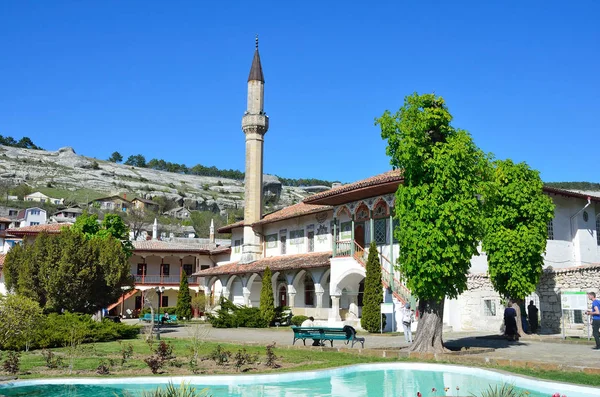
[176,271,193,320]
[260,267,275,326]
[124,154,147,168]
[378,93,488,352]
[361,242,384,333]
[0,294,43,351]
[482,160,554,300]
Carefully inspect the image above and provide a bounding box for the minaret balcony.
[242,113,269,134]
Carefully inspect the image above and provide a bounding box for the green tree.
[10,183,33,200]
[72,211,101,237]
[124,154,147,168]
[108,151,123,163]
[378,93,487,352]
[482,160,555,300]
[190,211,229,238]
[176,272,193,320]
[259,267,275,326]
[0,294,43,351]
[361,242,383,333]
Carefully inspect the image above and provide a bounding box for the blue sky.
[0,1,598,183]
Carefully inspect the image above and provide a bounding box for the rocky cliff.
[0,145,318,213]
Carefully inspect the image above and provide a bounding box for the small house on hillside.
[88,195,131,212]
[52,207,83,223]
[131,197,159,213]
[164,206,192,219]
[24,192,64,205]
[17,207,47,227]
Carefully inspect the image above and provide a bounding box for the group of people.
[503,299,539,341]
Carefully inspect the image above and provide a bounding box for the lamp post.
[143,286,165,341]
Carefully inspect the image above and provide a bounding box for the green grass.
[12,337,600,387]
[36,186,106,203]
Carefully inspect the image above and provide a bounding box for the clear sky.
[0,1,598,184]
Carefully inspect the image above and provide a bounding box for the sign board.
[380,303,394,314]
[561,291,588,311]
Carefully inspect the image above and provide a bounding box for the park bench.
[291,325,365,348]
[139,314,178,324]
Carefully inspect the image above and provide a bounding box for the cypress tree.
[259,267,275,326]
[176,271,192,320]
[361,242,383,333]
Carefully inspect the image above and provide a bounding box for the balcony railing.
[134,275,199,285]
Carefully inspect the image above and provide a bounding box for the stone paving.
[133,322,600,371]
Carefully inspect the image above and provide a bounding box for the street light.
[143,286,165,341]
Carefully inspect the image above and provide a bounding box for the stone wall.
[453,265,600,336]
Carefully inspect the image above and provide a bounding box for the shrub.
[141,306,177,315]
[479,384,526,397]
[96,359,110,375]
[3,351,20,374]
[259,267,275,326]
[207,298,267,328]
[144,355,163,374]
[236,307,268,328]
[176,273,193,320]
[120,341,134,366]
[273,306,291,325]
[291,315,308,326]
[233,348,258,372]
[41,349,63,369]
[155,341,174,361]
[265,343,279,368]
[208,345,231,365]
[361,242,384,333]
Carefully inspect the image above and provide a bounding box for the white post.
[152,218,158,240]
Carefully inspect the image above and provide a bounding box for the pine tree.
[176,271,192,320]
[259,267,275,326]
[361,242,383,333]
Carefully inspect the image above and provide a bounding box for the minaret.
[152,218,158,240]
[209,219,215,244]
[241,36,269,263]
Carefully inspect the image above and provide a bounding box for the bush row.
[207,299,292,328]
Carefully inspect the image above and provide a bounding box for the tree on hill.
[260,267,275,326]
[361,242,384,333]
[378,93,488,352]
[108,151,123,163]
[0,135,43,150]
[10,183,33,200]
[176,271,193,320]
[482,160,554,303]
[124,154,146,168]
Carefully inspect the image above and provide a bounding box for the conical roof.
[248,49,264,82]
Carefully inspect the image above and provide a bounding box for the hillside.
[0,145,324,213]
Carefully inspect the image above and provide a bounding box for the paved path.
[134,322,599,369]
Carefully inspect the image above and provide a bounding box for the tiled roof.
[7,223,71,236]
[193,251,332,277]
[217,202,332,233]
[210,245,232,255]
[544,263,600,274]
[132,197,158,205]
[0,217,13,222]
[543,187,600,202]
[303,170,403,204]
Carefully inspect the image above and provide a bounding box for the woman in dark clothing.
[504,300,519,341]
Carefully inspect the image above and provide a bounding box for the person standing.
[401,303,413,344]
[586,292,600,350]
[504,300,519,341]
[527,300,539,334]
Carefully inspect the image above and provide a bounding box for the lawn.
[9,336,600,388]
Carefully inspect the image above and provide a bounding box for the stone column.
[329,295,342,321]
[287,285,297,308]
[351,218,355,255]
[347,292,359,320]
[333,219,338,257]
[220,286,230,301]
[315,283,325,308]
[243,287,252,307]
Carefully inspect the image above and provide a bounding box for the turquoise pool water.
[0,363,598,397]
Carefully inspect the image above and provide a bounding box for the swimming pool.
[0,363,598,397]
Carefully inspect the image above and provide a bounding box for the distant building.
[88,195,131,212]
[16,207,47,227]
[131,197,160,213]
[164,206,192,220]
[24,191,64,205]
[0,217,18,254]
[52,207,83,223]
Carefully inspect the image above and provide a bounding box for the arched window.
[596,214,600,246]
[304,274,315,306]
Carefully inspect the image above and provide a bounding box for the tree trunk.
[408,298,447,353]
[512,302,524,338]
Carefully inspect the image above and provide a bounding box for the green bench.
[291,325,365,348]
[139,314,178,324]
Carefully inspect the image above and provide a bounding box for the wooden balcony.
[133,275,199,285]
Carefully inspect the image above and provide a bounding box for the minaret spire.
[241,37,269,263]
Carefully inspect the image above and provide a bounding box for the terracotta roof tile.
[194,251,332,277]
[217,202,332,233]
[543,187,600,202]
[303,170,403,204]
[0,253,5,268]
[7,223,71,236]
[132,240,214,253]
